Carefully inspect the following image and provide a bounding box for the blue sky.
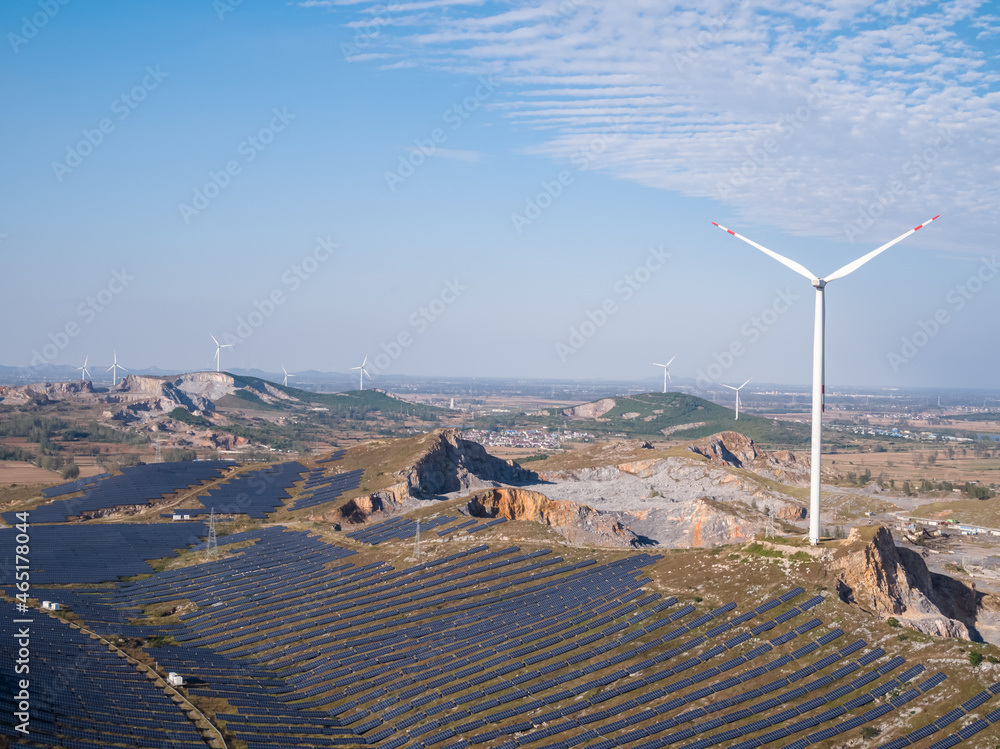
[1,0,998,388]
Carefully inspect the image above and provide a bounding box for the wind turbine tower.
[106,351,127,386]
[712,214,939,545]
[649,356,676,394]
[210,334,233,373]
[351,355,371,390]
[720,378,752,420]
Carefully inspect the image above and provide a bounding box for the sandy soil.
[0,461,60,485]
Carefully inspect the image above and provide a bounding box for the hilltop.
[507,391,806,447]
[0,372,457,461]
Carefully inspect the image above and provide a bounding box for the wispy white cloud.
[314,0,1000,250]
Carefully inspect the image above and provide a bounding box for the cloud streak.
[318,0,1000,251]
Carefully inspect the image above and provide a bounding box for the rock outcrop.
[0,380,95,406]
[338,430,538,524]
[687,432,810,484]
[536,453,806,548]
[109,375,215,423]
[832,526,981,640]
[467,487,639,548]
[562,398,617,420]
[401,429,536,497]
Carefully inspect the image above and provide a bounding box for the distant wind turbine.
[210,334,233,373]
[106,350,127,386]
[712,214,940,545]
[282,366,295,387]
[649,356,676,394]
[77,356,91,382]
[351,355,371,390]
[720,378,752,420]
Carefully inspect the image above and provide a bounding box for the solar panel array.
[290,468,364,511]
[40,471,112,498]
[347,515,508,544]
[0,615,208,748]
[2,460,234,524]
[8,523,1000,749]
[0,522,207,584]
[187,460,308,518]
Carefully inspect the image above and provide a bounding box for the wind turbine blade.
[106,364,115,373]
[825,215,940,282]
[666,355,676,367]
[119,364,128,371]
[650,362,666,368]
[667,370,672,383]
[362,368,371,377]
[719,383,737,391]
[361,355,368,367]
[712,222,819,282]
[739,377,753,389]
[211,334,219,346]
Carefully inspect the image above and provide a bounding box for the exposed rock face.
[467,487,638,548]
[687,432,810,485]
[401,429,536,497]
[110,375,215,423]
[339,483,410,523]
[562,398,616,420]
[832,526,981,640]
[536,455,806,548]
[338,430,537,524]
[0,380,95,406]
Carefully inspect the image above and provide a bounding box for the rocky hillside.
[466,487,638,548]
[832,526,986,640]
[687,430,815,485]
[531,432,808,548]
[336,430,537,523]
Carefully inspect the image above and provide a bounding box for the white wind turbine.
[210,334,233,373]
[649,356,676,394]
[77,356,91,381]
[719,377,752,420]
[281,366,295,387]
[106,350,127,386]
[712,214,940,545]
[351,355,371,390]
